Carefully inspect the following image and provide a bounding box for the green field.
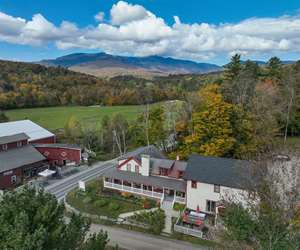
[6,105,143,131]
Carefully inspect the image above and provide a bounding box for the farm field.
[6,105,143,131]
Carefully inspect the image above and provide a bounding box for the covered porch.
[103,168,186,204]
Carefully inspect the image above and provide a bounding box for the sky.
[0,0,300,65]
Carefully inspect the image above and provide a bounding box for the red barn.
[0,133,47,189]
[35,144,82,166]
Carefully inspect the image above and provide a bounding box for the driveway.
[89,223,210,250]
[45,160,116,201]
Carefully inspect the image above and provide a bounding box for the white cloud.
[110,1,149,25]
[95,12,105,22]
[0,1,300,61]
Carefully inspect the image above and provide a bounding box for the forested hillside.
[0,60,213,109]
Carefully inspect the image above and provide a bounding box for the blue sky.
[0,0,300,64]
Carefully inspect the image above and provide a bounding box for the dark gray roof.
[173,161,187,172]
[104,168,186,192]
[184,154,250,189]
[34,143,81,150]
[151,158,174,169]
[0,133,29,145]
[119,145,166,162]
[0,145,46,173]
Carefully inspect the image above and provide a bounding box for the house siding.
[119,159,141,174]
[30,136,56,144]
[186,180,248,212]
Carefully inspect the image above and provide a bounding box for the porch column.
[121,180,124,190]
[131,182,133,190]
[152,186,154,197]
[141,184,144,194]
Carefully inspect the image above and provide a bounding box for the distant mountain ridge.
[38,52,222,78]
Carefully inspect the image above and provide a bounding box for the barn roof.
[0,133,29,145]
[0,145,46,173]
[0,120,54,142]
[34,143,81,150]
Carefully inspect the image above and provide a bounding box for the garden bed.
[66,179,158,218]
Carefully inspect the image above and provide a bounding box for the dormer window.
[2,144,7,151]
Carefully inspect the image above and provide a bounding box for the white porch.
[103,178,186,204]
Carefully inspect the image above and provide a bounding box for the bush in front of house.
[94,199,108,208]
[133,209,166,235]
[83,197,92,204]
[108,202,120,211]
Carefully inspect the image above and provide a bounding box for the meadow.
[6,105,143,131]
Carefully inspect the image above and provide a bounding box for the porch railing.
[104,181,163,199]
[174,224,203,238]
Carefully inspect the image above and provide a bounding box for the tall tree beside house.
[130,105,168,150]
[174,84,259,159]
[220,152,300,250]
[0,110,9,123]
[222,60,260,109]
[0,187,110,250]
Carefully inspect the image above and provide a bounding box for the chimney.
[141,154,150,176]
[176,155,180,161]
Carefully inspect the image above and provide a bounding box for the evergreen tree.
[0,188,110,250]
[225,54,242,80]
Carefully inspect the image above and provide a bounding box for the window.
[126,163,131,172]
[135,165,139,173]
[2,144,7,151]
[191,180,197,189]
[214,184,220,193]
[11,175,17,184]
[178,171,184,178]
[17,141,22,148]
[159,168,168,176]
[206,200,216,213]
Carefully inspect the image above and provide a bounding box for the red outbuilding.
[35,144,82,166]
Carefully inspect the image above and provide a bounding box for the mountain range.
[38,53,222,78]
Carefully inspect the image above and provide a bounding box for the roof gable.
[0,133,29,145]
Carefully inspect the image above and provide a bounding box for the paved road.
[46,161,209,250]
[90,223,209,250]
[45,161,115,201]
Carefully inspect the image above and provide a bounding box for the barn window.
[191,180,197,189]
[11,175,17,184]
[126,163,131,172]
[2,144,7,151]
[17,141,22,148]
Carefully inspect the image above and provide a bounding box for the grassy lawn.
[66,179,157,219]
[274,136,300,151]
[6,105,143,131]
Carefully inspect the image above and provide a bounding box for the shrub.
[108,202,120,211]
[83,197,92,204]
[173,203,185,211]
[133,209,166,235]
[94,199,108,208]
